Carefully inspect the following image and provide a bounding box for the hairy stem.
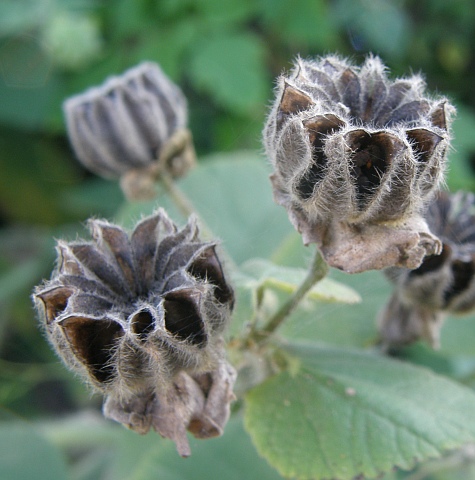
[159,170,197,220]
[255,248,328,341]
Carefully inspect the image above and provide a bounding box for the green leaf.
[106,415,283,480]
[151,151,295,264]
[258,0,337,48]
[280,269,391,348]
[245,343,475,480]
[0,421,69,480]
[332,0,410,56]
[188,33,268,114]
[0,0,50,35]
[196,0,258,25]
[446,105,475,191]
[238,258,361,304]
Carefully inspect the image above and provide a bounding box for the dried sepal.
[103,356,237,457]
[33,209,235,454]
[64,63,196,200]
[265,55,455,272]
[379,191,475,348]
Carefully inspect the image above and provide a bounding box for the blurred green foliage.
[2,1,475,479]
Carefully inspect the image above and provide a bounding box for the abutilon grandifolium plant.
[63,62,196,200]
[29,53,475,480]
[264,55,455,273]
[33,210,236,457]
[379,191,475,348]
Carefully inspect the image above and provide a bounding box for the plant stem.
[159,170,197,220]
[256,248,328,340]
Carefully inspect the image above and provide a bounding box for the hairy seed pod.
[33,209,235,456]
[264,55,455,273]
[64,62,196,200]
[379,191,475,348]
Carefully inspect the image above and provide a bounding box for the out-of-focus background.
[2,1,475,479]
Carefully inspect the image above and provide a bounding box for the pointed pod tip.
[279,83,314,115]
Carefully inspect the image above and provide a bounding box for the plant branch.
[255,248,328,341]
[159,170,197,220]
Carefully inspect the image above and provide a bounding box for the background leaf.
[41,414,284,480]
[156,151,296,265]
[0,420,68,480]
[188,33,268,114]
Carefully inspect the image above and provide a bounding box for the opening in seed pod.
[443,258,475,306]
[60,316,124,383]
[163,290,206,345]
[187,246,234,306]
[430,102,448,131]
[295,115,346,200]
[346,130,396,208]
[407,129,443,169]
[131,309,155,340]
[37,286,75,324]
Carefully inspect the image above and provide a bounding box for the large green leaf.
[245,342,475,480]
[0,420,68,480]
[180,152,297,263]
[280,269,391,348]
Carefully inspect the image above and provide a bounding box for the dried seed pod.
[64,62,196,200]
[264,55,455,273]
[379,191,475,348]
[33,209,235,456]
